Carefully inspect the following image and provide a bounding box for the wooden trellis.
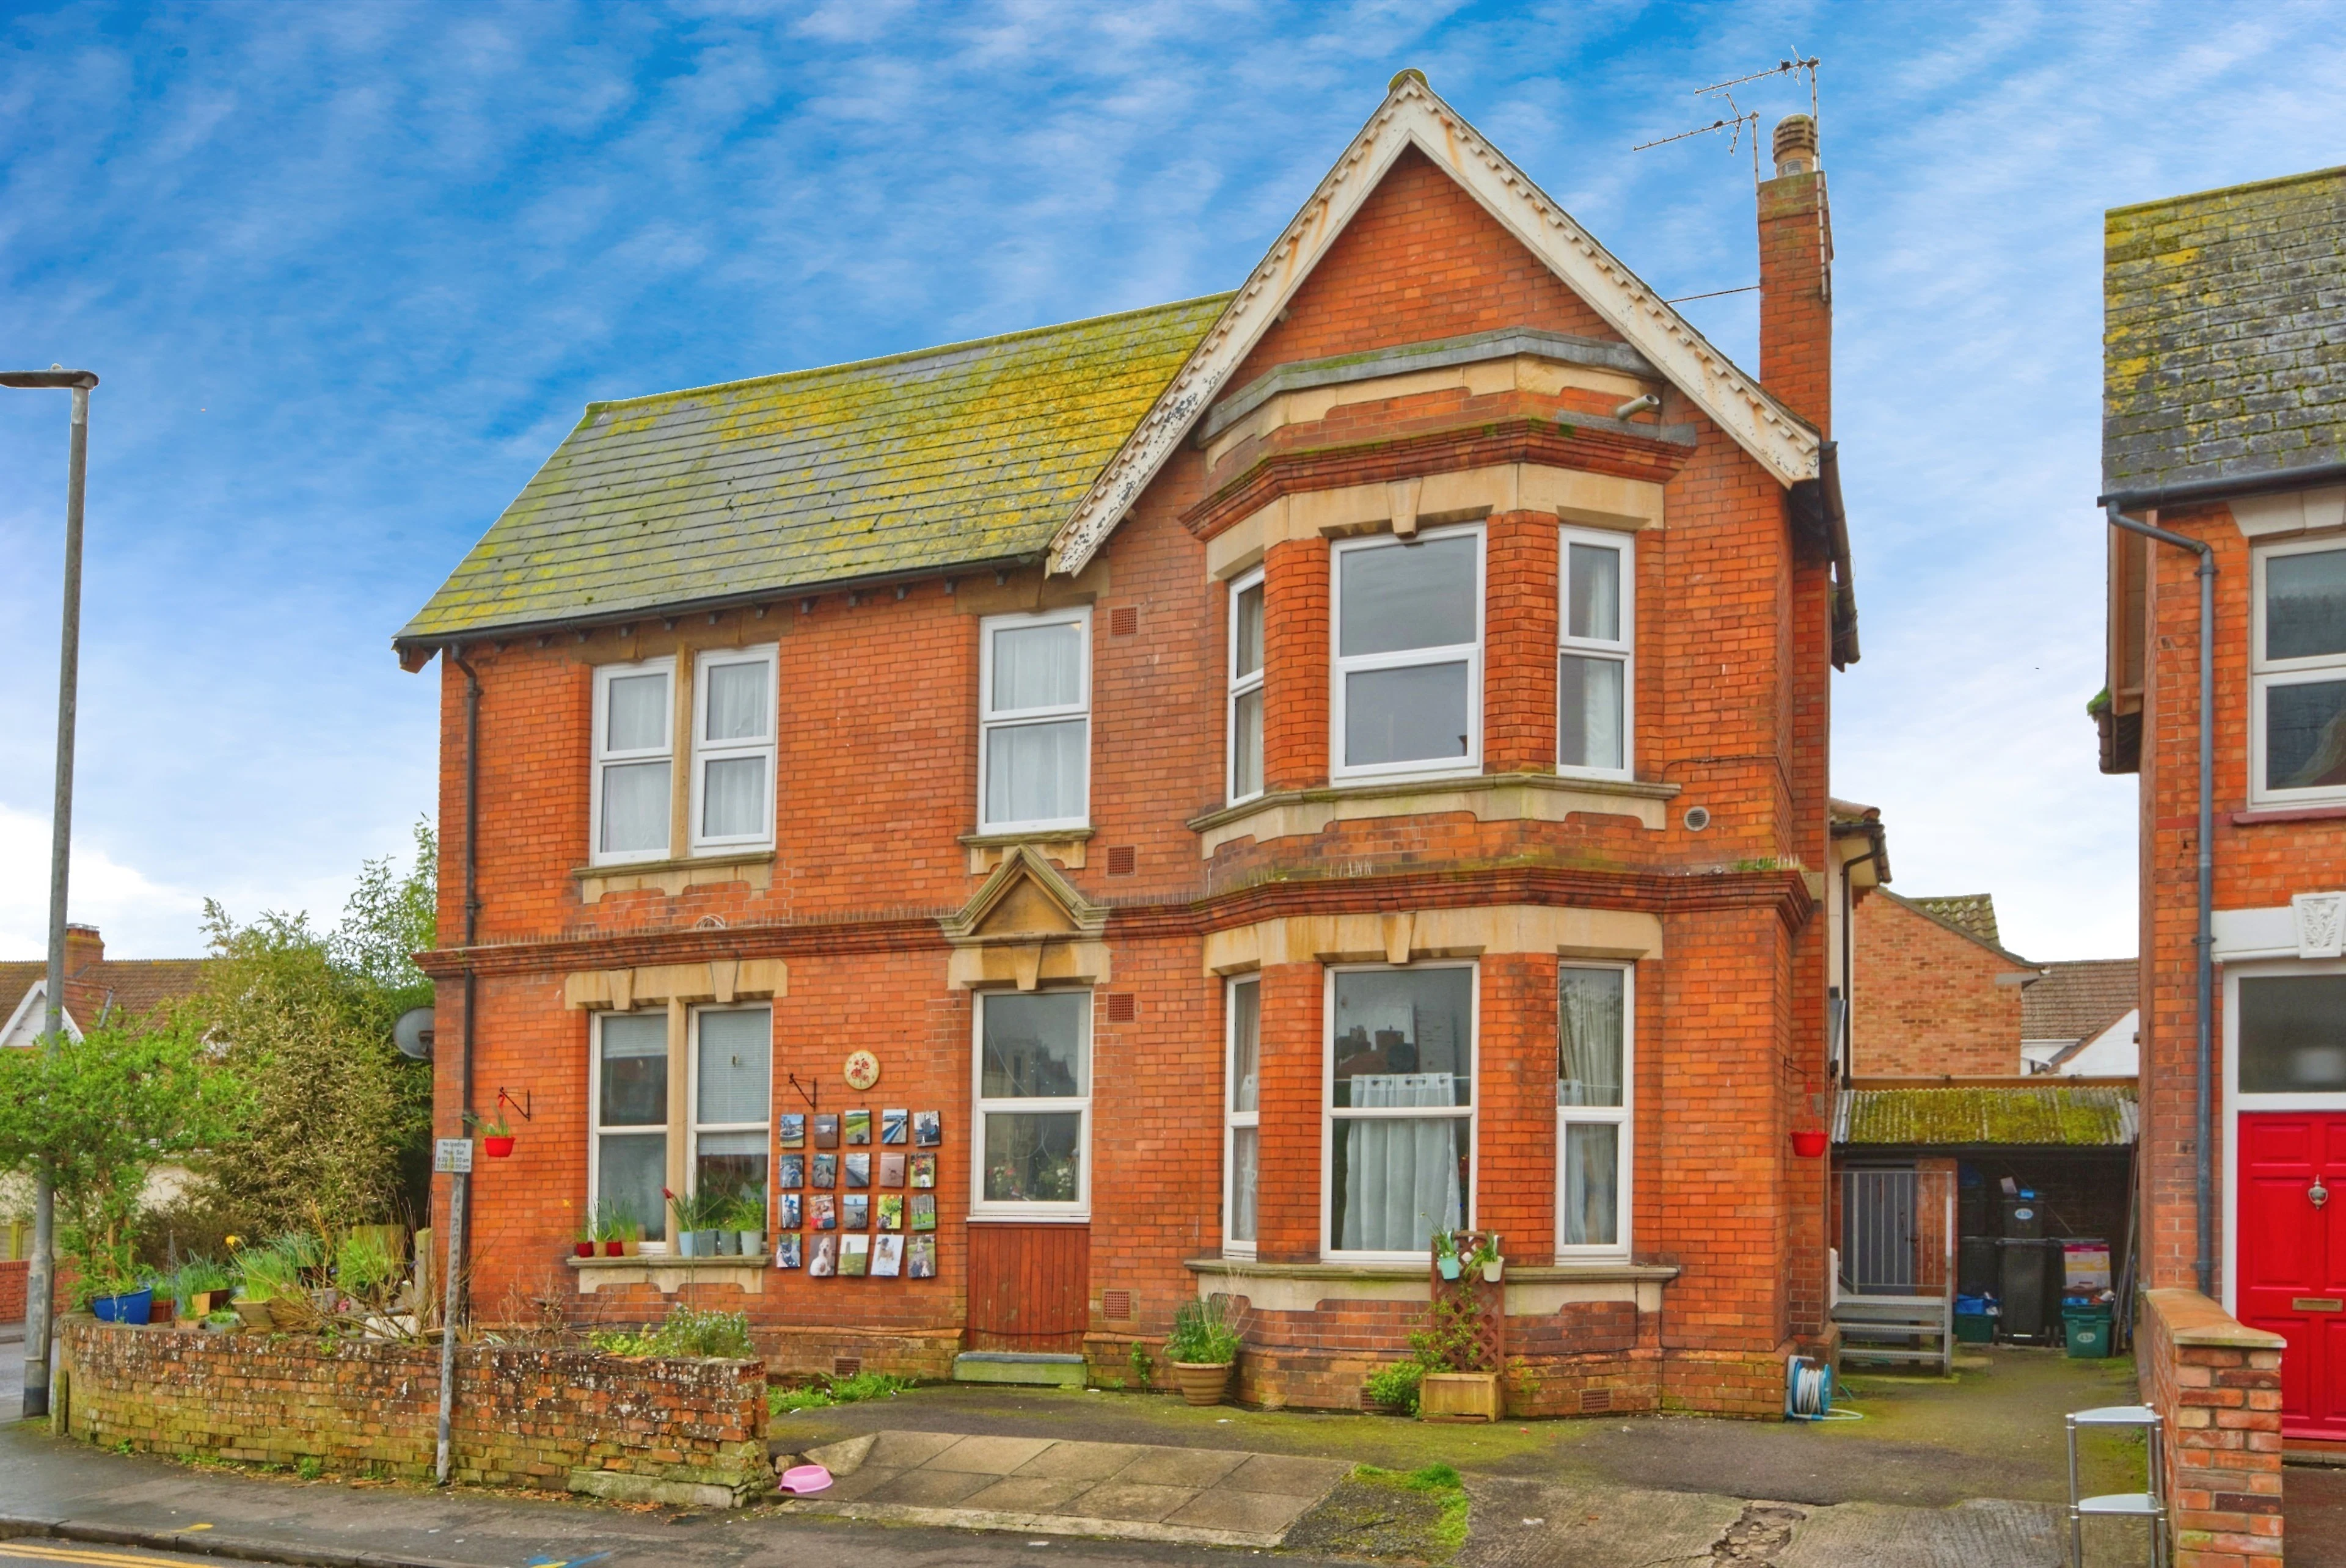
[1424,1228,1506,1372]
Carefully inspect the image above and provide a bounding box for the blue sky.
[2,1,2341,963]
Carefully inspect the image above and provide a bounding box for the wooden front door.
[2240,1112,2346,1439]
[967,1223,1089,1353]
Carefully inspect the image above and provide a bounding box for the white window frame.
[689,644,779,853]
[1558,525,1635,780]
[590,657,675,866]
[1223,974,1262,1257]
[2220,956,2346,1316]
[1227,567,1266,805]
[1329,525,1485,783]
[687,1002,773,1198]
[977,608,1092,833]
[589,1010,671,1253]
[1555,961,1634,1260]
[970,987,1093,1221]
[1320,960,1478,1262]
[2249,535,2346,807]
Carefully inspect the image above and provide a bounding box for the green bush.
[593,1304,755,1360]
[334,1232,398,1298]
[1165,1297,1242,1365]
[769,1371,914,1414]
[1364,1361,1424,1415]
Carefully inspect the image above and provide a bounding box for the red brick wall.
[2138,1289,2284,1567]
[59,1319,769,1499]
[0,1259,24,1324]
[1851,894,2026,1077]
[424,129,1841,1418]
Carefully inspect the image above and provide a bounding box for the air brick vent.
[834,1355,862,1378]
[1106,845,1138,875]
[1580,1387,1612,1413]
[1106,993,1137,1023]
[1109,606,1139,636]
[1102,1289,1133,1321]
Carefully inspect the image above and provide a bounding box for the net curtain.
[1339,1072,1462,1252]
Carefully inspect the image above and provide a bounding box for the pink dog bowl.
[778,1464,833,1495]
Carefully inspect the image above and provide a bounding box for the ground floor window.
[1558,963,1631,1255]
[591,1004,772,1248]
[593,1011,670,1244]
[1326,963,1474,1256]
[692,1005,772,1208]
[974,989,1091,1217]
[1225,976,1260,1254]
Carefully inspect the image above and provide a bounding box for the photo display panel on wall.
[840,1234,871,1276]
[882,1108,908,1145]
[907,1234,937,1277]
[778,1153,805,1189]
[813,1114,839,1148]
[842,1194,869,1229]
[794,1110,946,1280]
[780,1114,805,1148]
[878,1194,904,1230]
[844,1109,872,1146]
[775,1233,802,1269]
[872,1234,904,1277]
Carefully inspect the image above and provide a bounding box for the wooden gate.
[967,1223,1089,1352]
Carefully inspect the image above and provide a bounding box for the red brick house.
[1849,891,2037,1078]
[2100,162,2346,1462]
[398,77,1859,1417]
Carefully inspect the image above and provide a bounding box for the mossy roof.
[1835,1085,2138,1148]
[395,294,1233,647]
[2103,165,2346,498]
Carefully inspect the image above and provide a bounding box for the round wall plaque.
[843,1050,881,1092]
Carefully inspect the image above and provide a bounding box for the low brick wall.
[0,1259,25,1324]
[57,1319,770,1507]
[2138,1288,2284,1568]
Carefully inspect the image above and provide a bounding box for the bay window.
[1326,964,1473,1256]
[1557,964,1631,1255]
[592,1012,670,1243]
[592,659,674,862]
[973,989,1091,1217]
[1229,570,1265,802]
[692,646,777,849]
[2252,539,2346,804]
[979,610,1091,831]
[692,1006,772,1203]
[1332,528,1482,779]
[1224,976,1260,1254]
[1559,528,1632,776]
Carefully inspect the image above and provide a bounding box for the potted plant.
[174,1257,233,1324]
[1467,1231,1504,1283]
[232,1242,298,1329]
[479,1115,515,1159]
[665,1187,723,1257]
[79,1247,151,1326]
[729,1192,767,1260]
[616,1212,642,1257]
[574,1220,598,1259]
[1432,1228,1462,1280]
[1164,1297,1242,1407]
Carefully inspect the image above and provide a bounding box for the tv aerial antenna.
[1632,54,1821,190]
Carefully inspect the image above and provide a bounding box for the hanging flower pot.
[484,1135,516,1158]
[1437,1256,1462,1280]
[1482,1258,1504,1284]
[1791,1129,1829,1159]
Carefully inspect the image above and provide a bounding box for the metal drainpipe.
[2106,503,2216,1298]
[436,650,484,1484]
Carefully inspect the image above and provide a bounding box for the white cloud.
[0,803,207,960]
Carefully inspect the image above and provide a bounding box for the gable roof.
[395,296,1230,651]
[0,957,213,1046]
[1048,70,1822,575]
[2022,958,2138,1044]
[1835,1083,2138,1148]
[2103,164,2346,504]
[1876,889,2033,965]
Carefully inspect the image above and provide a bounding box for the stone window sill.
[566,1253,770,1295]
[1183,1256,1677,1314]
[1186,771,1681,856]
[958,828,1094,873]
[570,851,775,903]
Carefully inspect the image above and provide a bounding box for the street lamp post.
[4,366,99,1421]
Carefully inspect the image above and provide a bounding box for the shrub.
[593,1304,755,1360]
[1364,1361,1424,1415]
[1165,1297,1242,1365]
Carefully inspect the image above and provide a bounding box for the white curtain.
[986,718,1087,823]
[1563,1122,1619,1246]
[704,660,769,742]
[701,755,767,837]
[1558,968,1624,1107]
[1339,1073,1463,1252]
[1567,542,1621,640]
[605,672,668,751]
[992,623,1082,710]
[601,760,668,853]
[1559,655,1624,770]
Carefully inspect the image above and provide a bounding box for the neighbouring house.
[0,923,214,1320]
[396,76,1864,1417]
[2100,161,2346,1463]
[1824,818,2140,1365]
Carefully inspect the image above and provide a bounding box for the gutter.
[392,554,1040,672]
[2100,458,2346,514]
[2104,501,2216,1299]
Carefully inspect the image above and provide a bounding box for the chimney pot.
[1772,114,1818,178]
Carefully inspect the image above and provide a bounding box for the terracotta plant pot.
[483,1135,516,1158]
[1790,1129,1829,1159]
[603,1239,625,1257]
[1171,1360,1233,1407]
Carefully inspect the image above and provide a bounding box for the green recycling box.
[2063,1305,2113,1358]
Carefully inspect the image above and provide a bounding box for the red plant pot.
[1790,1129,1829,1159]
[484,1135,516,1158]
[574,1241,595,1258]
[602,1240,624,1257]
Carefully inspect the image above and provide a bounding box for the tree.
[0,1019,243,1297]
[179,823,437,1235]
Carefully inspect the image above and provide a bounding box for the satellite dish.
[393,1007,436,1062]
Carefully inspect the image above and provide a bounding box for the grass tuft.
[769,1370,916,1414]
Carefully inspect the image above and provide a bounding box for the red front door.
[2239,1112,2346,1440]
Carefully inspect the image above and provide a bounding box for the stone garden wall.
[56,1318,770,1507]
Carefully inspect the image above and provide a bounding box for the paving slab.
[923,1432,1057,1473]
[1110,1445,1248,1488]
[1775,1497,2065,1568]
[1163,1483,1324,1534]
[1225,1451,1351,1495]
[858,1465,999,1506]
[1459,1473,1750,1568]
[957,1473,1096,1512]
[1010,1440,1149,1481]
[860,1429,958,1468]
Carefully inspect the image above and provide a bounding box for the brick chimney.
[1758,114,1831,437]
[64,923,103,977]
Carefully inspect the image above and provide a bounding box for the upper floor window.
[692,646,777,850]
[979,610,1090,831]
[1559,528,1633,776]
[1332,527,1483,781]
[593,658,674,864]
[1229,570,1265,803]
[2253,539,2346,805]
